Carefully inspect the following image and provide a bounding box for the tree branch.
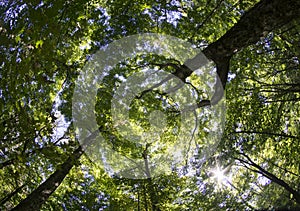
[187,0,300,99]
[236,152,300,204]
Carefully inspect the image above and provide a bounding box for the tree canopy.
[1,0,300,210]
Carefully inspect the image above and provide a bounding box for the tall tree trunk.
[11,130,99,211]
[10,0,300,210]
[184,0,300,104]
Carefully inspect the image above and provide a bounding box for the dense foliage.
[1,0,300,210]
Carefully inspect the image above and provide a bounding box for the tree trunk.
[187,0,300,89]
[11,146,83,211]
[10,0,300,209]
[11,130,99,211]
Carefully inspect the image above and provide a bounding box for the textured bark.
[11,130,99,211]
[202,0,300,88]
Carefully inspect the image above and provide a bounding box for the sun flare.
[211,166,226,183]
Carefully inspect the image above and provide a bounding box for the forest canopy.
[1,0,300,210]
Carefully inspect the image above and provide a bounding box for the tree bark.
[11,130,99,211]
[9,0,300,209]
[185,0,300,92]
[11,146,84,211]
